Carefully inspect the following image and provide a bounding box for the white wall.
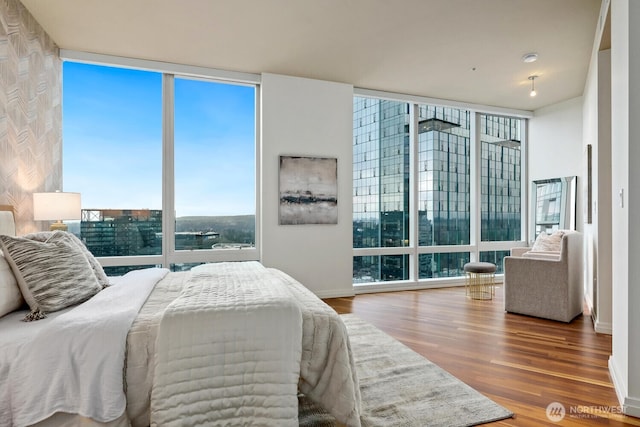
[260,73,355,298]
[580,17,613,335]
[528,96,585,229]
[582,47,599,328]
[610,0,629,410]
[609,0,640,416]
[595,49,613,334]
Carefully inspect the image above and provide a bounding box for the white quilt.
[150,262,304,426]
[268,268,362,426]
[4,267,168,427]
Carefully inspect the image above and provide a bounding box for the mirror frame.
[529,176,577,244]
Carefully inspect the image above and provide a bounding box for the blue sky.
[62,62,256,217]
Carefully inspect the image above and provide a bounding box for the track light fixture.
[528,75,538,97]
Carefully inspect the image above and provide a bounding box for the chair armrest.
[510,247,530,257]
[522,251,561,261]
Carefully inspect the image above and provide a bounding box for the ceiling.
[20,0,602,112]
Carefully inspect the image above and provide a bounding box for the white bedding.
[125,265,361,427]
[124,271,187,426]
[268,268,362,425]
[0,262,361,427]
[0,306,74,427]
[0,267,168,427]
[151,261,304,426]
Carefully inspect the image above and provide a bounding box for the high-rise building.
[80,209,163,257]
[353,97,521,283]
[354,99,408,281]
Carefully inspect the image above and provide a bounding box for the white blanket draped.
[6,267,168,427]
[150,261,303,427]
[268,268,362,426]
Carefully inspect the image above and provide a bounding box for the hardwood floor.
[323,285,640,426]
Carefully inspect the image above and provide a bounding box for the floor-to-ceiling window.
[173,77,256,254]
[353,95,525,285]
[479,114,522,273]
[63,63,163,274]
[417,104,471,279]
[63,60,257,273]
[353,98,410,282]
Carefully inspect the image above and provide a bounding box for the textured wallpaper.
[0,0,62,234]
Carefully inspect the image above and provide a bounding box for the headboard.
[0,205,16,236]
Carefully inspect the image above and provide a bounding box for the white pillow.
[531,230,565,252]
[0,252,24,317]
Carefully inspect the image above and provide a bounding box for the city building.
[353,98,521,283]
[80,209,163,257]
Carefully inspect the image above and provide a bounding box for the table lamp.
[33,191,81,231]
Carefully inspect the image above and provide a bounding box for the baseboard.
[314,288,356,299]
[608,356,640,417]
[593,315,612,335]
[316,277,496,299]
[354,278,467,295]
[622,396,640,418]
[609,356,626,408]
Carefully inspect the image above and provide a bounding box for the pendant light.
[528,75,538,97]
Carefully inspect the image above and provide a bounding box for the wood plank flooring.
[323,285,640,426]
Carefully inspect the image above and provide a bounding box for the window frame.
[353,89,530,289]
[61,50,261,270]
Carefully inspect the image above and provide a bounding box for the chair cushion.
[464,262,496,273]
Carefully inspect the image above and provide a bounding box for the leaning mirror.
[530,176,577,243]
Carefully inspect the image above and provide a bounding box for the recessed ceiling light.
[522,53,538,63]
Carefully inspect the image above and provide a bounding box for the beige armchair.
[504,230,583,322]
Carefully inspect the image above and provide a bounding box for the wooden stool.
[464,262,496,300]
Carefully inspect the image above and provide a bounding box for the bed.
[0,206,361,427]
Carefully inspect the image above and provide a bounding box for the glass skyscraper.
[353,97,521,283]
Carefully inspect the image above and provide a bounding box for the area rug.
[299,313,513,427]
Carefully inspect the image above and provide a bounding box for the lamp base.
[49,221,68,231]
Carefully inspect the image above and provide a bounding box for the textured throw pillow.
[0,252,24,317]
[0,232,102,321]
[531,230,565,252]
[530,231,548,251]
[22,231,110,288]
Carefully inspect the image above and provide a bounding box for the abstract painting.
[279,156,338,225]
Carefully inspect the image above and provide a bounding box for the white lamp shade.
[33,192,82,221]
